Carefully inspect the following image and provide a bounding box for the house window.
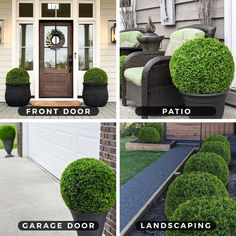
[19,24,33,70]
[19,3,33,17]
[78,24,93,71]
[41,3,71,17]
[79,3,93,18]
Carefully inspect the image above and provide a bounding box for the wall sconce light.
[0,20,3,44]
[109,21,116,43]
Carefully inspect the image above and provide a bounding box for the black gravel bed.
[130,191,167,236]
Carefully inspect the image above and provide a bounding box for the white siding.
[100,0,116,102]
[24,123,100,179]
[0,0,12,102]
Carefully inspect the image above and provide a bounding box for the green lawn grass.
[120,137,164,186]
[0,124,17,150]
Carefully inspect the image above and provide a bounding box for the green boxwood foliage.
[122,123,146,137]
[170,38,235,94]
[84,68,108,85]
[6,68,30,84]
[120,56,127,96]
[184,152,229,185]
[200,141,231,165]
[146,123,164,139]
[60,158,116,213]
[138,127,160,143]
[166,197,236,236]
[165,172,228,218]
[0,125,16,141]
[204,134,230,148]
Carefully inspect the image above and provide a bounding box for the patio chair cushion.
[120,31,143,48]
[124,67,144,86]
[165,28,205,56]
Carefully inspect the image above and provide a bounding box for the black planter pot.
[83,83,108,107]
[70,209,107,236]
[181,91,227,119]
[5,83,31,107]
[2,139,14,157]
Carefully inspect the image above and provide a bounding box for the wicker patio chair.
[120,28,146,56]
[122,24,217,118]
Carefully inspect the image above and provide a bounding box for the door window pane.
[79,4,93,18]
[42,3,71,17]
[57,4,71,17]
[19,3,33,17]
[78,24,93,71]
[19,24,33,70]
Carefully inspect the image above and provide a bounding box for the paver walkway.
[0,158,76,236]
[120,144,198,232]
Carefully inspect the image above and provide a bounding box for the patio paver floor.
[0,158,76,236]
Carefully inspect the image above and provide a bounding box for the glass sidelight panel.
[78,24,93,71]
[44,25,68,69]
[19,24,33,70]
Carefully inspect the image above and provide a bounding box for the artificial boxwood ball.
[200,141,231,165]
[6,68,30,84]
[184,152,229,185]
[165,172,228,218]
[138,127,160,143]
[146,123,164,139]
[84,68,108,85]
[0,125,16,141]
[170,38,235,94]
[166,197,236,236]
[204,134,230,148]
[60,158,116,213]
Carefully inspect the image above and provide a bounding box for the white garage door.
[23,123,100,179]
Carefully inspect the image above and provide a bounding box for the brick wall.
[99,123,116,236]
[17,123,22,157]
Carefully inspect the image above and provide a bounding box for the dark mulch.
[131,140,174,145]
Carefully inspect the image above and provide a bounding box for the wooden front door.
[39,21,73,98]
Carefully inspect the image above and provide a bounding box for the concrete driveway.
[0,158,76,236]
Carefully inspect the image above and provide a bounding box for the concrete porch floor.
[0,102,116,119]
[120,100,236,119]
[0,158,76,236]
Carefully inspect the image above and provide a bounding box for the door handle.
[69,55,73,73]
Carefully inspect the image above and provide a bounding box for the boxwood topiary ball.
[84,68,108,85]
[6,68,30,84]
[204,134,230,148]
[166,197,236,236]
[165,172,228,218]
[138,127,160,143]
[184,152,229,185]
[200,141,231,165]
[146,123,164,139]
[170,38,235,94]
[60,158,116,213]
[0,125,16,141]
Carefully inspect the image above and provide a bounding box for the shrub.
[204,134,230,148]
[0,125,16,141]
[60,158,116,213]
[122,123,146,137]
[200,141,231,165]
[120,56,127,96]
[84,68,108,85]
[146,123,164,139]
[184,152,229,185]
[165,172,228,218]
[166,197,236,236]
[6,68,30,84]
[138,127,160,143]
[170,38,235,94]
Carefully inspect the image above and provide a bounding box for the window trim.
[40,1,73,19]
[17,0,34,19]
[78,0,96,20]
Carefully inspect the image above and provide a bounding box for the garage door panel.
[26,123,100,179]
